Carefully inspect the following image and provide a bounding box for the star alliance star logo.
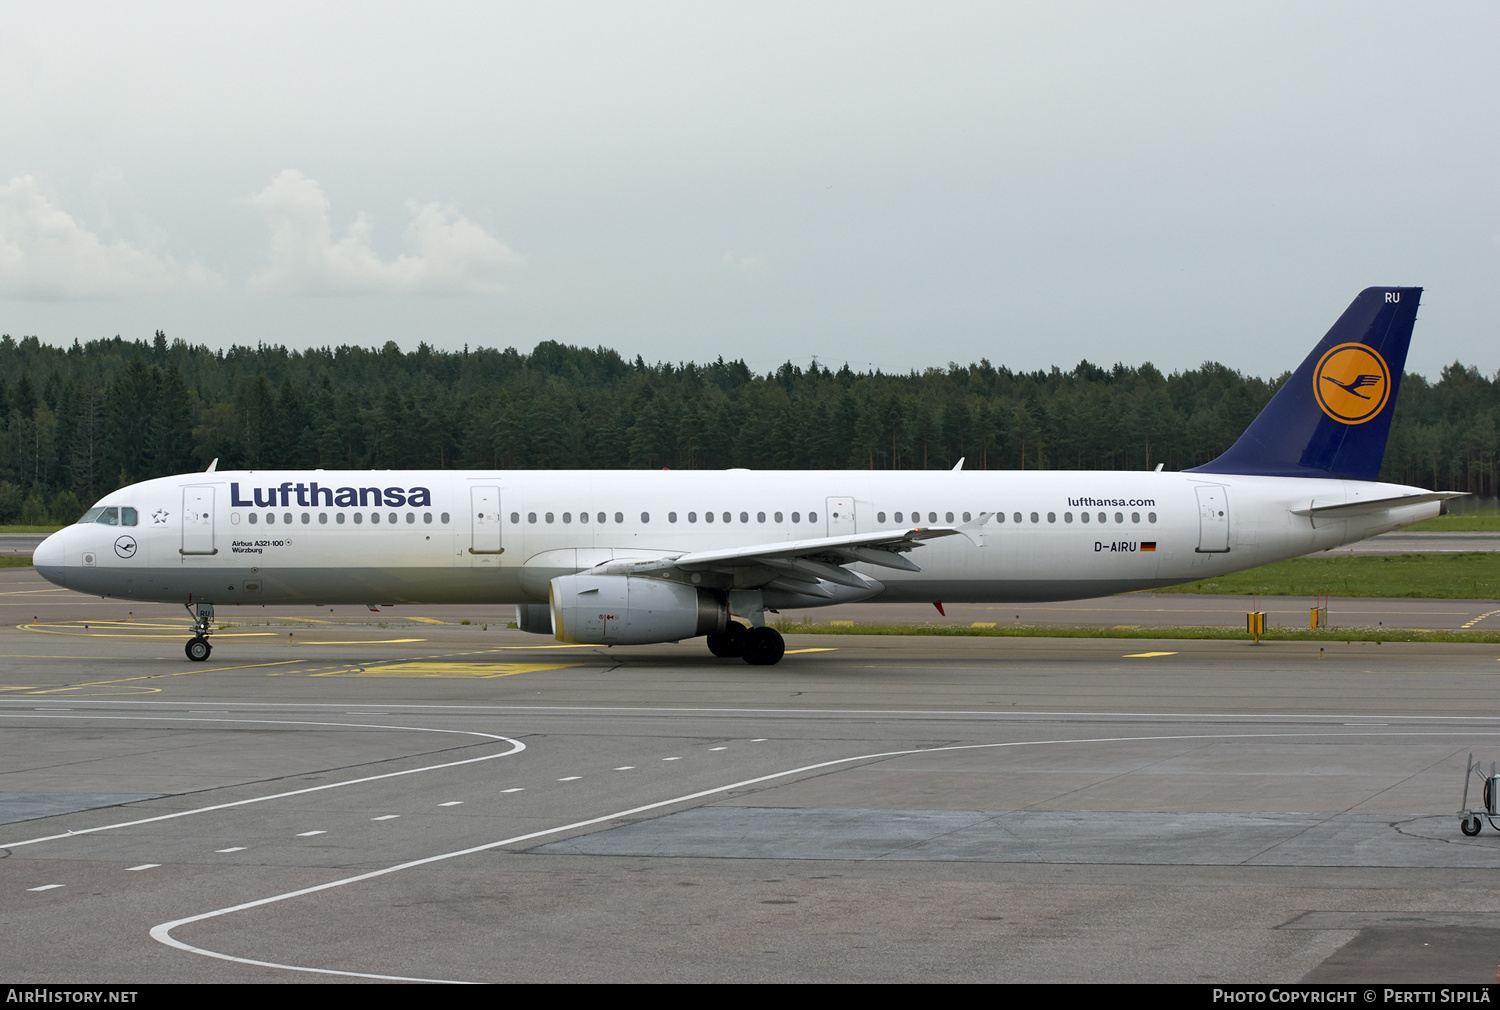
[152,509,170,524]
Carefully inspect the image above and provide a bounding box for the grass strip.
[1156,552,1500,598]
[771,621,1500,644]
[1405,511,1500,532]
[0,556,33,567]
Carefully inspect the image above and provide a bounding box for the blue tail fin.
[1186,286,1420,481]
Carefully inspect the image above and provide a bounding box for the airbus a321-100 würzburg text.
[34,287,1457,665]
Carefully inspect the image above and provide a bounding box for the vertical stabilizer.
[1187,287,1420,481]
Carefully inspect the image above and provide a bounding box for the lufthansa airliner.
[33,287,1454,664]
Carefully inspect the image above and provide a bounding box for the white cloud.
[721,249,766,274]
[0,175,220,297]
[246,170,522,295]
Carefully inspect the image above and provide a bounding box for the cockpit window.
[96,507,120,526]
[121,507,138,526]
[77,508,104,524]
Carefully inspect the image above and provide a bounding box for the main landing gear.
[706,622,786,666]
[184,602,214,662]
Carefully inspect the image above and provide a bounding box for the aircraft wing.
[593,514,990,595]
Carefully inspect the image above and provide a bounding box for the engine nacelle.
[549,574,728,645]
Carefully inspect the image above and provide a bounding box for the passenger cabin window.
[669,512,678,523]
[1148,512,1158,523]
[440,512,450,524]
[791,512,801,523]
[640,512,650,523]
[616,512,625,523]
[1030,512,1039,523]
[510,512,520,524]
[1013,512,1022,523]
[774,512,784,522]
[877,512,887,523]
[1047,512,1056,523]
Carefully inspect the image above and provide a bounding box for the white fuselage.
[33,468,1439,610]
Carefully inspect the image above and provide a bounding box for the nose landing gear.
[184,602,215,662]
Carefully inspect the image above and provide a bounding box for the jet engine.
[549,573,728,645]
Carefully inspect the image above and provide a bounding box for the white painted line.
[557,776,581,782]
[295,830,326,837]
[153,725,1500,984]
[0,716,525,850]
[709,747,727,751]
[438,801,463,807]
[612,766,635,771]
[502,788,524,793]
[126,864,160,871]
[371,815,399,821]
[216,847,247,853]
[751,738,768,742]
[28,884,63,891]
[662,756,682,761]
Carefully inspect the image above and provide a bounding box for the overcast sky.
[1,2,1496,378]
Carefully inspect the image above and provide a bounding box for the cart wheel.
[1461,814,1482,836]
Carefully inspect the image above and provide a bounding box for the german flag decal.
[1140,542,1157,552]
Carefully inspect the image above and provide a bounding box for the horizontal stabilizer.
[1288,491,1467,519]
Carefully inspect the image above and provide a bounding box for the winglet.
[951,511,991,547]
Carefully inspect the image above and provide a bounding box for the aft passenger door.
[1194,485,1230,553]
[469,485,504,565]
[181,486,217,556]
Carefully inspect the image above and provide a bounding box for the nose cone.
[32,529,69,588]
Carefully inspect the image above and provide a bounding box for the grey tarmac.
[2,569,1500,983]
